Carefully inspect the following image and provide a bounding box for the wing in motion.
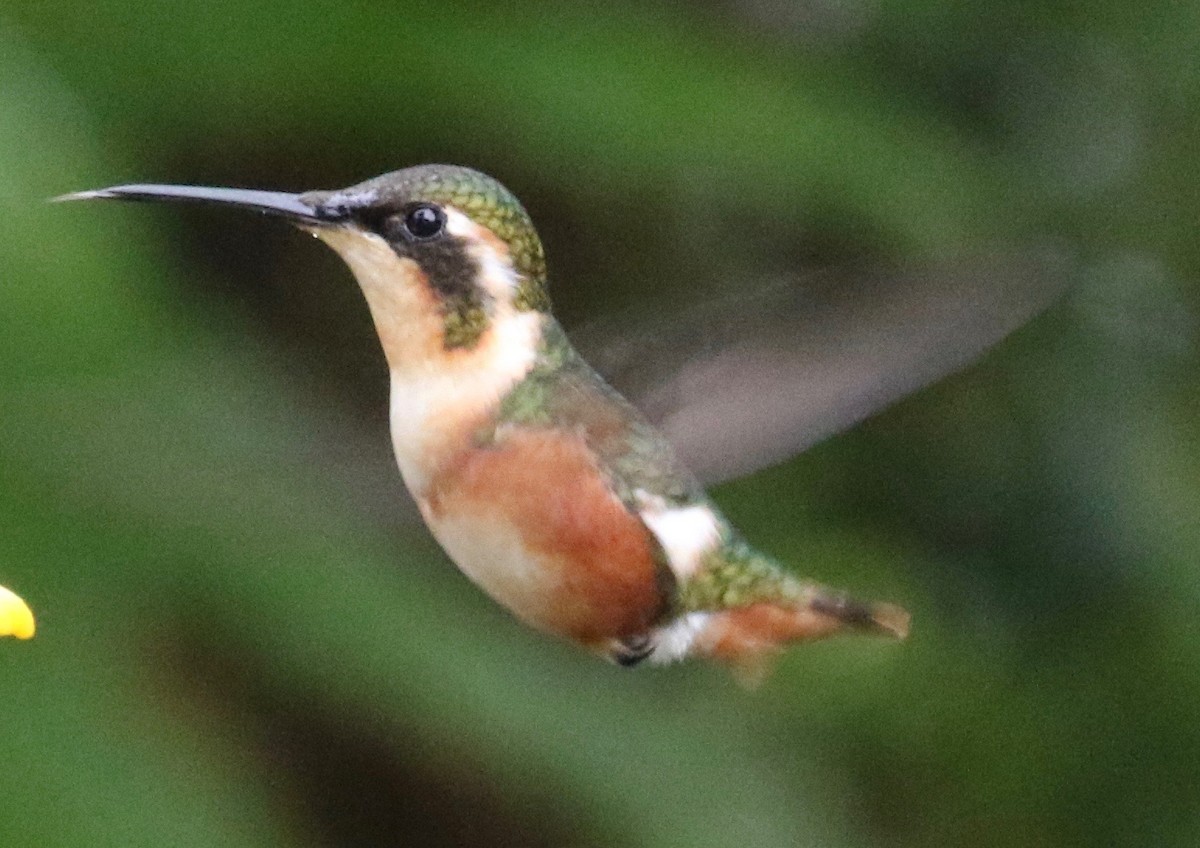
[575,248,1073,483]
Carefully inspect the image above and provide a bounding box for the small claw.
[0,585,35,640]
[610,635,655,667]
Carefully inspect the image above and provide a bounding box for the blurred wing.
[573,248,1073,484]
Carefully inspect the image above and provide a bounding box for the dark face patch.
[357,204,489,349]
[375,207,477,303]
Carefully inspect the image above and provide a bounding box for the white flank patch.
[648,612,712,665]
[635,492,724,580]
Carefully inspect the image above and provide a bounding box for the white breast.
[417,504,565,634]
[388,308,543,494]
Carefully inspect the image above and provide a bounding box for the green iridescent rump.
[678,539,817,612]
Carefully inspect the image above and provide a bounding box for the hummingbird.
[59,163,982,678]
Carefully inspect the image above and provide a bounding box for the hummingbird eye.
[403,203,445,240]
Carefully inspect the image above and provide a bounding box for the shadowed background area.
[1,2,1198,846]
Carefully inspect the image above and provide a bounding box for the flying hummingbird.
[59,165,1058,677]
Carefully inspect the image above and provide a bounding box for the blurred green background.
[2,2,1197,846]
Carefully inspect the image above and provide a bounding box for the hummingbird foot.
[609,634,655,667]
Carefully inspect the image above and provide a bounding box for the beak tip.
[50,183,324,222]
[51,189,107,203]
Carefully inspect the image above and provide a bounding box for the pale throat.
[315,225,544,494]
[386,308,542,495]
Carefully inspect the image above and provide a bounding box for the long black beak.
[53,183,334,225]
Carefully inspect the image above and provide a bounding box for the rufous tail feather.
[693,591,909,686]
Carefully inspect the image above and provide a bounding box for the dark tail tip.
[811,594,911,640]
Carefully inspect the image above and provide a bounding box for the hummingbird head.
[300,165,550,357]
[59,165,551,368]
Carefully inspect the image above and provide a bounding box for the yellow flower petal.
[0,585,35,639]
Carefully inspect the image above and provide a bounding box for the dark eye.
[404,204,445,239]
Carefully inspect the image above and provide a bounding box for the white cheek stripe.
[635,493,724,580]
[442,206,479,238]
[443,207,519,300]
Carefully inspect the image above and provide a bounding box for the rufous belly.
[418,428,669,645]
